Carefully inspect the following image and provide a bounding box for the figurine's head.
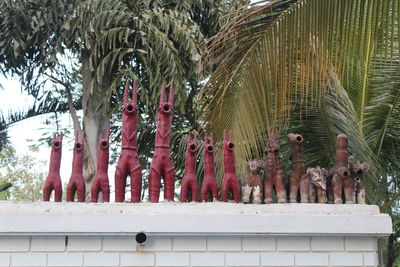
[307,166,327,190]
[349,156,369,180]
[187,133,198,153]
[223,129,235,151]
[265,134,281,153]
[158,83,174,115]
[98,128,110,150]
[123,80,138,115]
[287,133,304,144]
[74,131,84,152]
[337,166,349,178]
[246,159,265,175]
[336,134,348,149]
[204,134,215,154]
[51,132,63,151]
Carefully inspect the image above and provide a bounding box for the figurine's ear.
[307,168,314,175]
[132,80,137,105]
[53,133,56,140]
[168,83,174,105]
[160,83,166,103]
[362,162,370,171]
[204,133,208,144]
[81,130,85,144]
[210,134,214,145]
[124,80,130,104]
[59,132,63,141]
[187,133,191,147]
[193,134,197,144]
[229,130,233,142]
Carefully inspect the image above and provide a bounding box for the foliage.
[0,144,46,201]
[203,0,399,265]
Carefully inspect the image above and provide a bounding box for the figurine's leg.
[189,179,199,202]
[200,180,208,202]
[130,165,142,203]
[221,177,229,202]
[114,164,127,202]
[76,179,86,202]
[241,184,251,203]
[308,183,315,203]
[43,181,53,201]
[358,184,366,204]
[332,174,343,204]
[253,185,262,204]
[299,174,309,203]
[100,181,110,202]
[264,175,273,204]
[343,178,354,204]
[230,177,240,203]
[211,180,219,201]
[66,181,76,202]
[91,180,100,203]
[54,180,62,202]
[164,166,175,202]
[149,161,161,203]
[317,188,327,203]
[275,170,287,204]
[180,177,189,202]
[289,173,299,203]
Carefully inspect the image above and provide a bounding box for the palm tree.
[202,0,400,265]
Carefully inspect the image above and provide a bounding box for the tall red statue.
[43,133,63,202]
[180,133,199,202]
[149,83,175,202]
[115,80,142,202]
[331,134,350,204]
[201,134,219,202]
[287,133,308,203]
[221,130,240,203]
[264,133,287,204]
[91,129,110,202]
[66,131,86,202]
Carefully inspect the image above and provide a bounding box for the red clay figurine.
[91,129,110,202]
[149,83,175,202]
[115,80,142,202]
[66,131,86,202]
[221,130,240,203]
[43,132,63,202]
[180,133,199,202]
[201,134,219,202]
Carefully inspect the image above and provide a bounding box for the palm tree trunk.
[81,51,111,201]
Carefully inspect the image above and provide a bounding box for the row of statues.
[43,80,369,204]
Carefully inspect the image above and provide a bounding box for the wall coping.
[0,201,392,236]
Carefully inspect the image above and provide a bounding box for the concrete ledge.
[0,201,392,236]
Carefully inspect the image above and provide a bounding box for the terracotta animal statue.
[115,80,142,203]
[307,166,328,203]
[91,129,110,202]
[264,133,287,204]
[287,133,308,203]
[180,133,199,202]
[242,160,265,204]
[331,133,351,204]
[200,134,219,202]
[149,83,175,202]
[43,132,63,202]
[221,130,241,203]
[66,131,86,202]
[348,155,369,204]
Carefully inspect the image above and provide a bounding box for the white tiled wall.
[0,235,379,267]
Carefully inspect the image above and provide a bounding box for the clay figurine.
[91,129,111,202]
[264,133,287,204]
[180,133,199,202]
[149,83,175,202]
[307,166,328,203]
[287,133,308,203]
[66,131,86,202]
[242,160,265,204]
[348,156,369,204]
[43,132,63,202]
[221,130,241,203]
[115,80,142,202]
[200,134,219,202]
[331,134,351,204]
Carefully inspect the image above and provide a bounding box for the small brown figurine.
[348,156,369,204]
[242,160,265,204]
[307,166,328,203]
[331,134,351,204]
[287,133,308,203]
[264,132,287,204]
